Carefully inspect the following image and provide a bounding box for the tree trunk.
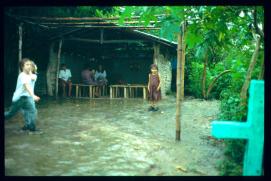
[18,23,23,74]
[240,36,261,105]
[55,39,63,99]
[258,57,264,80]
[176,33,182,141]
[206,70,232,99]
[46,42,56,96]
[202,53,208,99]
[180,23,186,101]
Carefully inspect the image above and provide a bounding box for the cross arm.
[211,121,251,139]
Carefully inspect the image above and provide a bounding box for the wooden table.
[109,84,148,99]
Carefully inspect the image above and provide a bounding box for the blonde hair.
[19,58,31,72]
[30,61,38,74]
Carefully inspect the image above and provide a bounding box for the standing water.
[5,96,225,176]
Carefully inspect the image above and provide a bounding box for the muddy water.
[5,96,225,176]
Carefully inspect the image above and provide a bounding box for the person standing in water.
[147,64,161,111]
[5,58,41,133]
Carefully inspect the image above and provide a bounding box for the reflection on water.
[5,97,225,176]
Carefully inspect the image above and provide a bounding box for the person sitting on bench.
[95,65,108,86]
[81,64,97,85]
[59,63,72,97]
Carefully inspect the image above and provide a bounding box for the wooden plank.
[47,25,160,29]
[50,29,83,41]
[12,14,166,21]
[64,38,147,44]
[40,20,161,25]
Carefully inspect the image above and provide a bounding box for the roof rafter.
[6,14,167,21]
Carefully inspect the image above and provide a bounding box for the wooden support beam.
[65,38,99,43]
[180,23,186,101]
[55,39,63,99]
[100,29,104,44]
[40,20,161,25]
[18,22,23,74]
[49,29,83,41]
[64,38,147,44]
[8,14,166,21]
[46,25,160,30]
[153,43,160,64]
[6,13,50,29]
[176,32,182,141]
[46,42,56,96]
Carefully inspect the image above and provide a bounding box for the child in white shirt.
[5,58,41,133]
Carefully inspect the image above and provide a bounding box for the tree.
[240,7,263,106]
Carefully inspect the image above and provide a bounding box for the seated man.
[95,64,108,86]
[81,65,98,85]
[58,63,72,97]
[81,67,101,97]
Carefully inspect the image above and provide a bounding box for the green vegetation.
[116,6,264,175]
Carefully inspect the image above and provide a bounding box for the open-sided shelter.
[5,14,177,97]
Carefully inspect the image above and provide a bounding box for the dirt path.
[5,96,225,176]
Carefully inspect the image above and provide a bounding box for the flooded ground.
[5,96,225,176]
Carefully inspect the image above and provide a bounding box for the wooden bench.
[109,84,148,99]
[128,84,148,99]
[72,84,107,98]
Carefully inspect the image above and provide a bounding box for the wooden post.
[89,85,92,98]
[18,23,23,74]
[46,42,55,96]
[124,87,127,98]
[180,23,186,101]
[76,85,79,98]
[100,29,104,44]
[153,43,159,64]
[55,39,63,99]
[176,30,182,141]
[143,87,147,99]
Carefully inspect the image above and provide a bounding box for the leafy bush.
[186,60,232,99]
[218,88,248,175]
[219,90,247,121]
[186,62,203,98]
[218,153,243,176]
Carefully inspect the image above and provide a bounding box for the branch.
[206,70,232,99]
[253,7,264,38]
